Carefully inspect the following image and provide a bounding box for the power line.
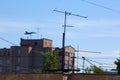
[82,0,120,14]
[75,50,101,54]
[87,58,114,65]
[77,57,116,72]
[0,37,18,46]
[77,56,117,60]
[75,57,116,73]
[77,57,115,66]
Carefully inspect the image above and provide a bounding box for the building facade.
[20,38,53,73]
[0,38,75,73]
[0,48,11,73]
[53,46,75,72]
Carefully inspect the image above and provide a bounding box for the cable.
[87,58,114,65]
[0,37,18,46]
[82,0,120,14]
[77,57,115,67]
[77,56,117,60]
[83,57,94,66]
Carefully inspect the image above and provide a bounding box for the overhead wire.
[87,58,115,65]
[81,0,120,14]
[77,56,115,65]
[77,56,117,60]
[0,37,18,46]
[76,56,116,69]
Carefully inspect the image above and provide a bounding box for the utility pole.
[54,9,87,72]
[82,56,94,73]
[82,57,85,73]
[75,50,101,73]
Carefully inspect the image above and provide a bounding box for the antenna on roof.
[54,9,87,72]
[37,27,40,39]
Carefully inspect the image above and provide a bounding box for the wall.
[0,73,120,80]
[0,73,63,80]
[69,73,120,80]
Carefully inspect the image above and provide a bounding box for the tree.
[42,51,58,72]
[85,65,106,74]
[114,58,120,74]
[92,65,106,74]
[85,66,92,74]
[31,50,58,73]
[49,51,58,69]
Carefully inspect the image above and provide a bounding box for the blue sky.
[0,0,120,70]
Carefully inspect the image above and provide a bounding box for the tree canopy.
[32,50,58,73]
[42,51,58,72]
[85,65,106,74]
[114,58,120,74]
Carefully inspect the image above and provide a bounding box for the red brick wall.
[69,74,120,80]
[0,73,120,80]
[0,73,63,80]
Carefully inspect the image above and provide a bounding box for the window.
[17,50,20,55]
[69,60,72,65]
[49,43,52,47]
[45,41,47,45]
[34,42,38,46]
[0,60,2,65]
[29,57,33,69]
[7,52,10,56]
[65,64,69,69]
[15,58,20,63]
[16,66,20,71]
[3,52,6,56]
[6,59,10,64]
[65,60,68,64]
[6,67,10,72]
[0,53,1,56]
[65,52,69,56]
[1,52,3,56]
[70,53,74,57]
[0,67,2,72]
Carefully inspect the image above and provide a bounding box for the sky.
[0,0,120,70]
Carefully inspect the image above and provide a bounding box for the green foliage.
[31,50,58,73]
[42,52,51,71]
[85,67,92,74]
[31,68,42,73]
[50,51,58,69]
[42,51,58,72]
[92,65,106,74]
[85,65,106,74]
[114,58,120,74]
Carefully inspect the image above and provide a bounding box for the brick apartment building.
[0,48,11,73]
[0,38,75,73]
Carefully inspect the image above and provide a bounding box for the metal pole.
[82,57,85,73]
[72,54,75,74]
[53,9,87,72]
[62,11,67,71]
